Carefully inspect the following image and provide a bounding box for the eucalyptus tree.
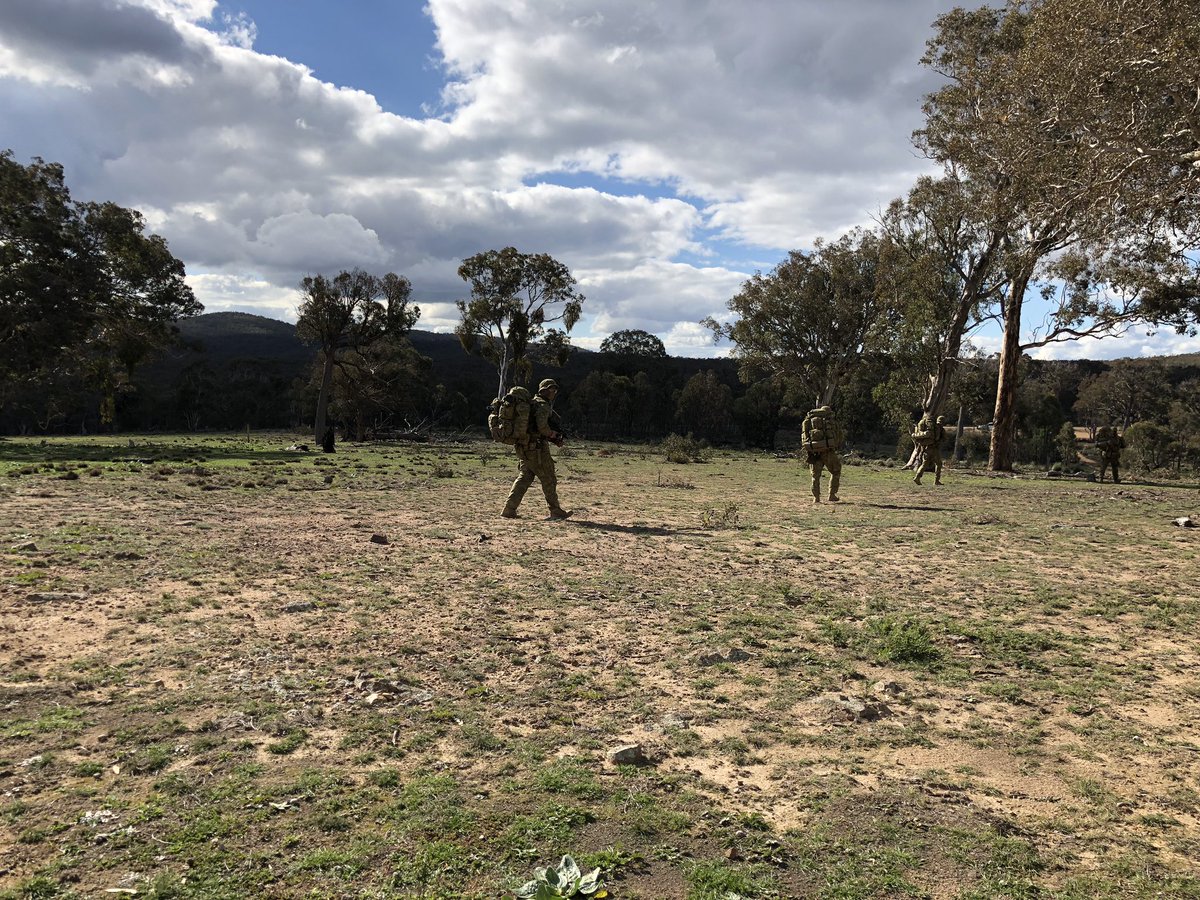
[705,229,888,408]
[874,174,1007,451]
[1,151,199,425]
[295,269,419,444]
[918,3,1199,470]
[600,328,667,358]
[455,247,584,398]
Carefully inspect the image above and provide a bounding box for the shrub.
[1055,422,1079,469]
[1125,421,1173,470]
[660,432,712,464]
[959,430,989,463]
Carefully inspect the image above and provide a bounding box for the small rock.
[369,534,389,545]
[607,743,648,765]
[657,712,689,730]
[872,680,903,697]
[26,592,88,604]
[1173,516,1194,528]
[323,474,335,484]
[726,648,752,663]
[820,693,894,723]
[113,551,145,560]
[281,601,316,613]
[12,541,38,552]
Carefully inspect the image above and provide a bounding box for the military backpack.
[912,423,936,447]
[802,408,843,453]
[488,386,532,446]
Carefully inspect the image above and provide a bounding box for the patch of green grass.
[294,847,367,877]
[266,728,308,755]
[685,858,777,899]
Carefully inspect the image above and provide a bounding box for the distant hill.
[175,311,313,365]
[167,312,611,393]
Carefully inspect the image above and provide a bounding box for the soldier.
[801,404,844,503]
[912,413,948,485]
[1095,424,1125,484]
[502,379,573,520]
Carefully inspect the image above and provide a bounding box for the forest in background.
[2,311,1197,474]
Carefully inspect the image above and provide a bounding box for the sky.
[1,0,1196,361]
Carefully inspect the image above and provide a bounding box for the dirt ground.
[2,435,1199,899]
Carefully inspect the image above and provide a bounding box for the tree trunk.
[314,352,335,443]
[988,273,1030,471]
[953,403,965,460]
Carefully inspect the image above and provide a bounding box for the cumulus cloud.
[0,0,978,352]
[1031,329,1200,361]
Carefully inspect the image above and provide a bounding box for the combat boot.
[548,508,573,520]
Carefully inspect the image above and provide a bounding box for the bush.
[959,430,989,463]
[661,432,712,464]
[1055,422,1079,469]
[1124,421,1173,470]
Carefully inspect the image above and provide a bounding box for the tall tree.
[295,269,418,444]
[1,151,199,424]
[877,174,1006,421]
[918,4,1200,469]
[675,370,736,443]
[705,229,887,407]
[455,247,584,398]
[600,329,667,358]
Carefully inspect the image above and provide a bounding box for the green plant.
[515,855,606,898]
[661,432,712,464]
[701,503,740,529]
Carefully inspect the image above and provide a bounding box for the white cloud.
[1031,329,1200,361]
[185,272,301,321]
[11,0,1107,361]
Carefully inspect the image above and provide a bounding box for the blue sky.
[212,1,444,118]
[0,0,1194,360]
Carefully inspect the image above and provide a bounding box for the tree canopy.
[916,2,1200,469]
[0,151,199,422]
[296,269,419,442]
[600,329,667,358]
[706,229,887,407]
[455,247,584,398]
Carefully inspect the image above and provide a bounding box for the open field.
[2,433,1199,899]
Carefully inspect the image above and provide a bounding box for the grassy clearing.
[1,433,1199,898]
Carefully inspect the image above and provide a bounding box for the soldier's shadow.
[860,502,955,513]
[569,519,707,536]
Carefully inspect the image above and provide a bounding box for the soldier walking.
[1095,424,1125,484]
[502,379,573,520]
[801,405,844,503]
[912,413,948,485]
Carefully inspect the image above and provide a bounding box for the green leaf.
[558,855,582,884]
[577,869,604,894]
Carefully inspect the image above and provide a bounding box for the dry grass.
[1,433,1199,899]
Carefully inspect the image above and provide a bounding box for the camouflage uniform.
[1095,425,1124,484]
[802,405,843,503]
[502,379,572,519]
[913,414,948,485]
